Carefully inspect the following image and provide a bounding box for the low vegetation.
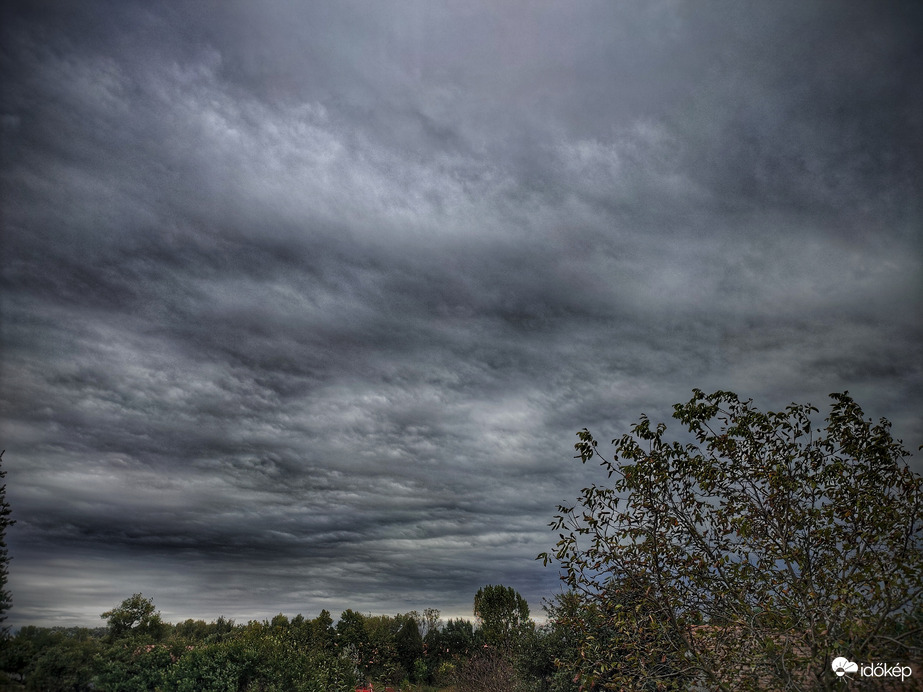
[0,588,576,692]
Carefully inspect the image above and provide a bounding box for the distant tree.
[474,584,531,650]
[362,614,403,683]
[335,609,366,650]
[421,607,441,639]
[310,609,335,651]
[101,594,166,641]
[541,390,923,691]
[336,609,370,681]
[0,450,15,635]
[209,614,235,642]
[393,614,423,681]
[412,608,442,685]
[409,607,441,640]
[438,617,477,659]
[173,618,210,641]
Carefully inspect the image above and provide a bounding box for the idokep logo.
[832,656,913,683]
[832,657,858,677]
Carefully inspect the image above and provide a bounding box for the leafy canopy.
[101,593,166,641]
[473,584,531,650]
[540,390,923,691]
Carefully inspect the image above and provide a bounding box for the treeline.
[0,586,581,692]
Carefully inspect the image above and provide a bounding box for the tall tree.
[310,608,335,651]
[541,390,923,691]
[0,450,14,635]
[473,584,531,650]
[393,613,424,680]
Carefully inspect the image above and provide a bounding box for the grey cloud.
[2,0,920,628]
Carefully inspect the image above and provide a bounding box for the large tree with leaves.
[0,450,14,635]
[101,593,166,641]
[540,391,923,691]
[474,584,531,651]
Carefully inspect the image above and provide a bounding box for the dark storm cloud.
[1,0,921,626]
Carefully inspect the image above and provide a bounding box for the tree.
[309,609,335,651]
[362,614,403,684]
[335,609,366,650]
[474,584,531,650]
[438,617,477,660]
[101,593,166,641]
[0,450,14,635]
[540,390,923,691]
[392,613,423,682]
[421,607,441,639]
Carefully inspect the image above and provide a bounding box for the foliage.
[162,640,252,692]
[0,591,563,692]
[101,593,167,641]
[3,596,358,691]
[333,609,425,685]
[7,627,101,691]
[540,390,923,691]
[172,616,236,643]
[464,585,536,690]
[307,609,336,651]
[0,450,14,635]
[94,611,357,692]
[94,640,177,691]
[531,594,582,692]
[335,608,367,650]
[362,613,405,683]
[473,584,531,650]
[392,613,424,681]
[221,618,356,692]
[437,617,478,659]
[542,581,688,691]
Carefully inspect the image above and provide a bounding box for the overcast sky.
[1,1,921,630]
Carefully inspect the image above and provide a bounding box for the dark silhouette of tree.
[0,450,14,636]
[393,613,423,680]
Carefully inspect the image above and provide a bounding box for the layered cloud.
[1,0,920,627]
